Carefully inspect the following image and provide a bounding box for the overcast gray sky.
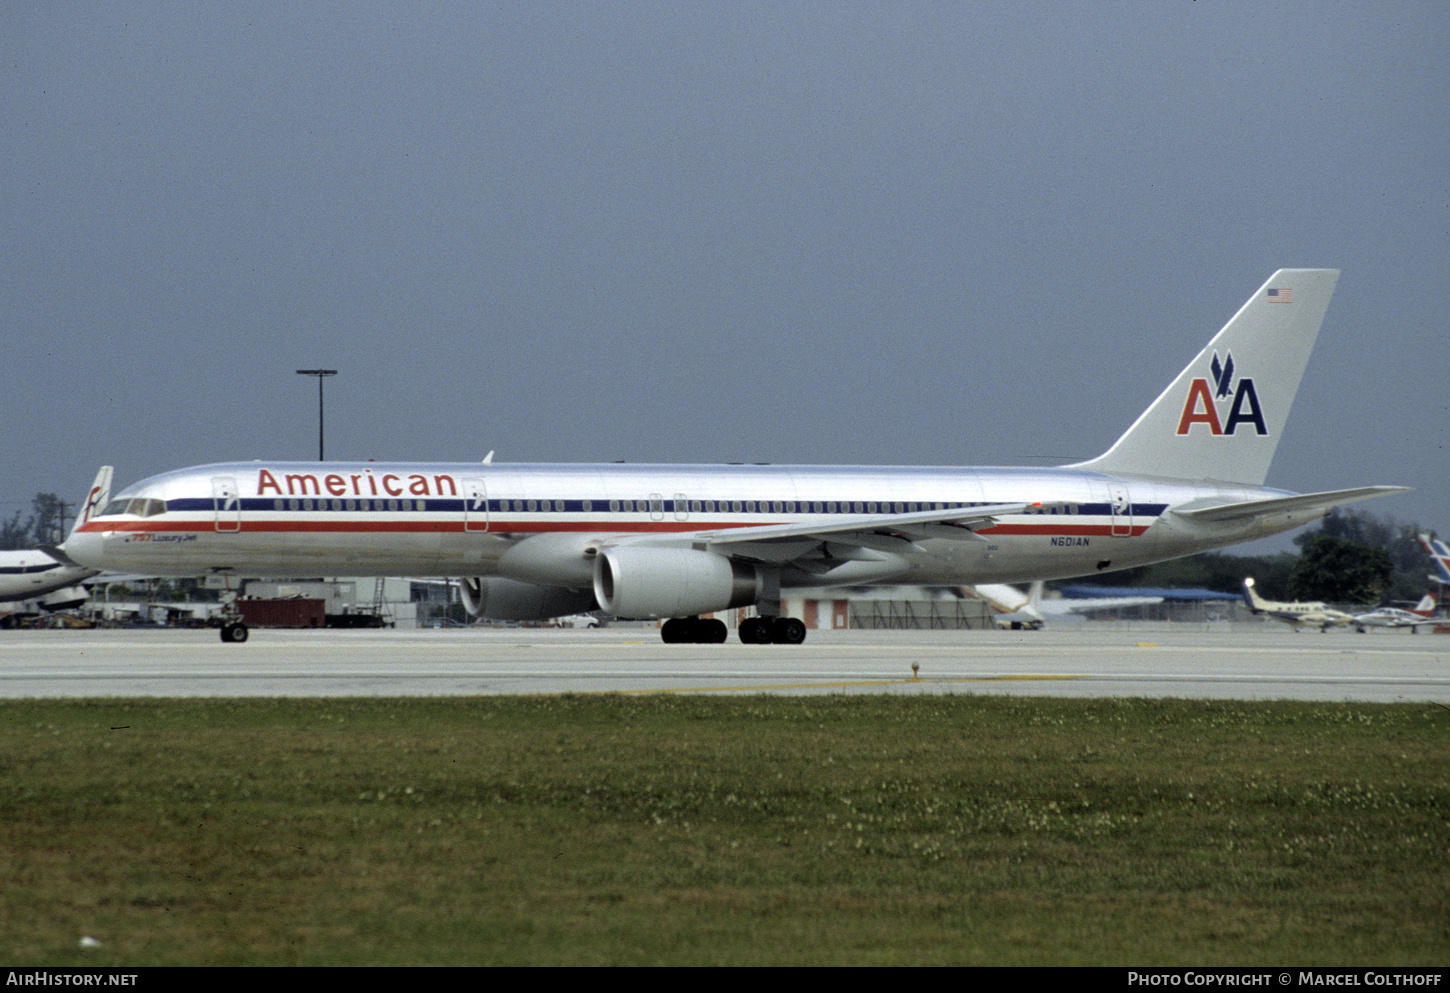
[3,2,1446,545]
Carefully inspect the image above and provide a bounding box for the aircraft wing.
[598,501,1039,576]
[622,501,1040,556]
[1049,595,1163,615]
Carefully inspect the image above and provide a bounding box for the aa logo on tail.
[1175,350,1267,437]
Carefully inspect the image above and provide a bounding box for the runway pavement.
[3,624,1448,701]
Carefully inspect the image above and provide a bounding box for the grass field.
[1,694,1447,965]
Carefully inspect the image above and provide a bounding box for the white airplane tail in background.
[1071,269,1339,486]
[75,466,113,535]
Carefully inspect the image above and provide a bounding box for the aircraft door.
[1109,484,1132,536]
[462,477,489,532]
[211,477,241,533]
[673,493,689,522]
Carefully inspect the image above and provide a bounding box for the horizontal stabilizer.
[1172,486,1410,523]
[38,545,84,569]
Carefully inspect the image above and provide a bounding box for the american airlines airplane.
[60,269,1407,644]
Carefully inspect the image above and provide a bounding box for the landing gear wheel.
[661,617,730,644]
[772,617,807,645]
[220,623,249,644]
[739,617,807,645]
[739,617,771,644]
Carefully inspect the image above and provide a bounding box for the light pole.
[296,369,337,461]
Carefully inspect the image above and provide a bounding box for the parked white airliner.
[0,550,98,612]
[61,270,1407,644]
[967,581,1164,629]
[2,468,110,613]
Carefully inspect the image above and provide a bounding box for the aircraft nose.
[61,530,107,570]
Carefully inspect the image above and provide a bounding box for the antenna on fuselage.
[482,451,494,464]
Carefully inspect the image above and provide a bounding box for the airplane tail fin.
[1241,577,1266,613]
[1025,580,1045,609]
[1410,591,1437,618]
[1022,580,1046,623]
[1420,533,1450,586]
[74,466,113,536]
[1069,269,1339,486]
[963,583,1030,613]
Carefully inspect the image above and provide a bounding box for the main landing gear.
[658,616,808,644]
[660,617,729,643]
[738,616,807,645]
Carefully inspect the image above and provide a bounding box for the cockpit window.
[99,498,167,517]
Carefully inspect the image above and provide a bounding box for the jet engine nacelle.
[38,585,89,611]
[458,576,597,622]
[593,546,759,619]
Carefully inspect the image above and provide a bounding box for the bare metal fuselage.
[67,460,1316,587]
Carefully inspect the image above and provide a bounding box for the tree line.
[0,492,71,550]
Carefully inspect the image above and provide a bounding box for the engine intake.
[593,546,759,619]
[458,576,597,621]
